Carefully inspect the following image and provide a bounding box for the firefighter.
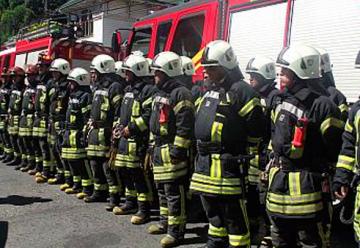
[7,66,26,166]
[317,47,348,122]
[266,45,344,247]
[245,56,279,247]
[16,65,39,172]
[146,51,194,248]
[188,40,265,248]
[84,54,125,203]
[33,54,56,181]
[0,68,13,163]
[178,56,195,90]
[46,59,71,190]
[112,54,153,225]
[61,67,93,197]
[332,51,360,246]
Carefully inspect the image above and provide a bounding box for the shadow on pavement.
[183,225,207,245]
[0,195,52,206]
[0,221,8,248]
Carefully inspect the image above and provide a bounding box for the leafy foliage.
[0,0,67,44]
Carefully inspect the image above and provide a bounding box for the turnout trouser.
[89,156,108,194]
[201,195,250,248]
[270,216,325,248]
[156,181,186,239]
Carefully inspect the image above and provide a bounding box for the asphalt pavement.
[0,162,357,248]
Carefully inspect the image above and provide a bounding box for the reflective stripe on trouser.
[156,182,186,239]
[270,217,325,247]
[104,161,121,195]
[201,195,250,248]
[354,185,360,240]
[120,167,152,202]
[10,134,21,158]
[89,157,108,192]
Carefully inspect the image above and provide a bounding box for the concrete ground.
[0,162,357,248]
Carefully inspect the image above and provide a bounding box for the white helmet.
[122,54,150,77]
[355,50,360,69]
[201,40,238,70]
[146,58,154,76]
[180,56,195,76]
[49,58,70,75]
[67,67,90,86]
[115,61,126,78]
[276,45,321,79]
[90,54,115,74]
[246,56,276,80]
[151,51,183,77]
[316,47,332,73]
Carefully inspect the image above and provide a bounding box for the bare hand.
[121,126,130,138]
[334,185,349,200]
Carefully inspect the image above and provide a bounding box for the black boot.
[29,162,42,175]
[77,185,93,199]
[7,157,21,166]
[113,197,138,215]
[21,160,34,172]
[131,201,151,224]
[65,182,82,194]
[2,154,13,163]
[48,173,65,185]
[84,190,108,203]
[106,193,120,211]
[15,159,27,170]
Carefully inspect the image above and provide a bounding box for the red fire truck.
[0,20,113,76]
[115,0,360,102]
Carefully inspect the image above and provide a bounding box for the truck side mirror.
[112,32,122,53]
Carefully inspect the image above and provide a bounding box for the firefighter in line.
[46,58,71,189]
[84,54,125,204]
[61,67,93,197]
[0,69,6,158]
[245,56,279,247]
[317,47,348,122]
[0,68,13,163]
[33,54,56,181]
[147,51,194,248]
[178,56,194,90]
[112,54,154,225]
[7,66,26,167]
[266,44,344,247]
[332,50,360,247]
[189,40,265,248]
[16,65,39,172]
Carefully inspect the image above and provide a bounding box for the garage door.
[228,2,288,82]
[290,0,360,102]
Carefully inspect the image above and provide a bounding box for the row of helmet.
[201,40,335,82]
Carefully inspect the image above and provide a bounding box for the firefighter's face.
[38,64,49,75]
[154,70,167,85]
[125,70,134,83]
[90,70,98,84]
[279,67,295,90]
[26,74,37,84]
[249,73,262,89]
[203,66,226,85]
[52,71,62,81]
[12,75,23,84]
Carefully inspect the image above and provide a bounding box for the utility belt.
[34,112,48,119]
[89,120,112,129]
[64,123,83,131]
[49,115,66,123]
[196,141,223,155]
[273,156,322,172]
[154,136,173,146]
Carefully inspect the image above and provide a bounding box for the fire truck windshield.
[129,27,152,57]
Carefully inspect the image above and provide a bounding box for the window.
[130,27,152,57]
[3,55,10,68]
[155,21,172,55]
[171,14,205,58]
[80,10,93,37]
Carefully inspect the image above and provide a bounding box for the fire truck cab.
[117,0,360,102]
[0,21,113,75]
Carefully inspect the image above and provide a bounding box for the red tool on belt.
[159,104,170,124]
[292,117,308,148]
